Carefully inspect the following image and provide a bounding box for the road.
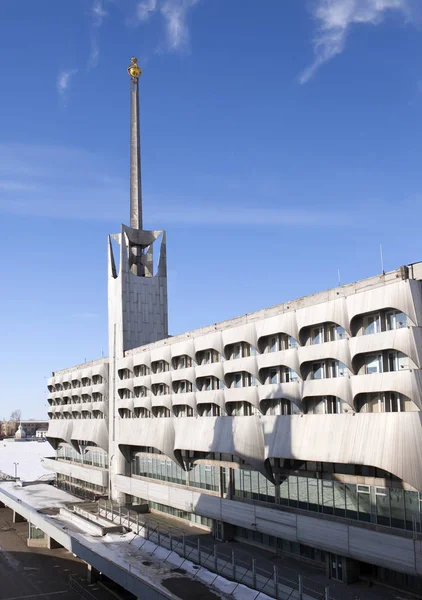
[0,506,115,600]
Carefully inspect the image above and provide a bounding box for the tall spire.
[127,57,142,230]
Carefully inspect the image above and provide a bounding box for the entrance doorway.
[330,554,343,581]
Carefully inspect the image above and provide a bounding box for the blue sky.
[1,0,422,418]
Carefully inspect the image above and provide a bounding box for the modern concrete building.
[42,59,422,594]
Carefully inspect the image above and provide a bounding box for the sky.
[1,0,422,419]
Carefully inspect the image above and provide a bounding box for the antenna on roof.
[337,269,341,286]
[380,244,385,275]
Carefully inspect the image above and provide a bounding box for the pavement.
[129,508,419,600]
[0,506,119,600]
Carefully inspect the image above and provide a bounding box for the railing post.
[169,530,173,551]
[197,538,201,565]
[324,585,329,600]
[252,557,256,588]
[273,565,278,599]
[182,533,186,557]
[298,573,303,600]
[232,550,236,580]
[157,525,161,546]
[146,523,149,540]
[136,512,139,534]
[119,505,122,525]
[214,544,217,571]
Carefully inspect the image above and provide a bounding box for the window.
[227,401,257,416]
[269,369,278,384]
[118,369,131,380]
[152,406,171,418]
[363,314,381,336]
[311,327,324,345]
[173,380,193,394]
[118,388,132,399]
[196,349,219,365]
[92,392,103,402]
[261,398,292,415]
[329,360,348,378]
[172,355,192,370]
[384,392,402,413]
[151,360,169,374]
[119,408,132,419]
[388,351,410,372]
[134,386,148,397]
[226,342,257,360]
[327,324,347,341]
[152,383,169,396]
[197,403,221,416]
[386,310,407,331]
[325,396,342,414]
[134,407,151,418]
[174,405,194,417]
[312,362,324,379]
[197,376,222,391]
[260,333,298,353]
[365,354,383,375]
[229,372,257,388]
[134,364,149,377]
[92,375,103,384]
[81,377,91,387]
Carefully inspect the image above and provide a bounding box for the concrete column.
[86,563,101,584]
[13,511,27,523]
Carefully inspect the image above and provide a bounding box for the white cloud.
[88,0,108,69]
[137,0,158,21]
[300,0,413,84]
[135,0,199,51]
[0,143,354,228]
[57,69,78,98]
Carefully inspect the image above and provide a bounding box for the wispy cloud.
[135,0,199,51]
[57,69,78,99]
[300,0,415,84]
[88,0,108,69]
[0,143,357,228]
[71,312,100,319]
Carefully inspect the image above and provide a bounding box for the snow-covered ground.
[0,439,53,481]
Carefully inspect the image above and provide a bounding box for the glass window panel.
[251,472,260,500]
[357,485,371,522]
[297,477,308,510]
[279,478,289,506]
[289,476,298,507]
[345,483,358,520]
[243,471,252,498]
[405,491,419,532]
[390,488,405,529]
[307,478,319,512]
[333,482,346,517]
[322,480,334,514]
[375,488,390,527]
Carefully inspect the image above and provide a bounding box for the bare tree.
[9,409,21,422]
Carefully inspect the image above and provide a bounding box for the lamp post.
[13,462,19,479]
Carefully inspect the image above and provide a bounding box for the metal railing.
[68,575,98,600]
[97,500,339,600]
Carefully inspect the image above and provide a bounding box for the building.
[15,425,26,440]
[1,420,49,438]
[36,429,48,439]
[42,59,422,594]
